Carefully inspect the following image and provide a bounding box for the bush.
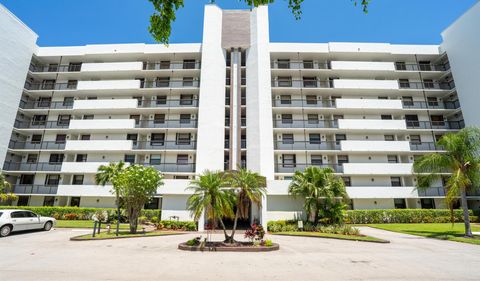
[63,213,80,220]
[344,209,475,224]
[156,220,197,231]
[267,220,360,235]
[264,239,273,247]
[138,216,148,224]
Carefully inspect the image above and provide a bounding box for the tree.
[289,166,348,224]
[0,173,16,205]
[115,165,164,233]
[226,168,266,243]
[95,161,126,235]
[413,127,480,238]
[187,170,235,241]
[148,0,370,44]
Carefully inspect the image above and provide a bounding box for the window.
[423,79,434,89]
[277,76,292,87]
[63,97,74,106]
[150,155,161,165]
[156,77,170,87]
[87,96,97,100]
[281,114,293,124]
[48,64,59,72]
[49,154,64,163]
[333,115,344,120]
[303,60,314,69]
[151,133,165,146]
[399,79,410,88]
[384,135,395,141]
[402,96,414,106]
[67,80,78,89]
[405,115,419,127]
[82,114,93,121]
[160,61,170,69]
[183,59,196,69]
[311,155,323,166]
[282,134,294,144]
[381,115,393,120]
[68,62,82,72]
[80,135,90,140]
[70,197,81,207]
[394,198,407,209]
[176,154,189,165]
[395,61,406,71]
[72,175,84,185]
[280,95,291,105]
[410,135,421,144]
[156,95,167,105]
[124,155,135,164]
[430,115,445,126]
[57,115,71,126]
[277,59,290,69]
[16,196,29,206]
[180,114,191,124]
[43,196,55,207]
[391,177,402,187]
[435,134,444,142]
[27,154,38,164]
[427,97,439,107]
[20,174,34,185]
[127,134,138,145]
[31,134,43,144]
[282,154,296,167]
[11,211,26,218]
[180,94,193,105]
[335,134,346,144]
[342,177,352,187]
[55,134,66,144]
[176,133,191,145]
[154,114,165,124]
[420,198,435,209]
[41,79,55,90]
[32,115,47,125]
[309,134,321,144]
[419,61,431,71]
[130,115,140,125]
[306,95,317,105]
[378,96,388,100]
[37,97,51,107]
[303,76,317,88]
[174,175,190,180]
[307,114,319,124]
[76,154,87,162]
[338,155,349,165]
[183,77,194,87]
[387,155,398,163]
[144,198,160,209]
[45,174,60,185]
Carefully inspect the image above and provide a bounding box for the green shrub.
[156,220,197,231]
[264,239,273,247]
[138,216,148,224]
[344,209,475,224]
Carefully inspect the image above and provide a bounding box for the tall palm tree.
[227,168,266,243]
[288,166,348,224]
[187,170,235,241]
[95,161,126,236]
[413,127,480,238]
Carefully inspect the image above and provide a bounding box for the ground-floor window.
[17,196,29,206]
[70,197,81,207]
[144,198,160,209]
[394,198,407,209]
[420,198,435,209]
[43,196,55,206]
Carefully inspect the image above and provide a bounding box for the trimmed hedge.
[0,206,161,221]
[157,220,197,231]
[344,209,476,224]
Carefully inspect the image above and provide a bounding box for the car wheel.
[0,225,12,237]
[43,221,53,231]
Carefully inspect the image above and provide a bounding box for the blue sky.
[0,0,476,46]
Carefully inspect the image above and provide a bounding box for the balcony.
[275,163,343,173]
[81,62,143,72]
[19,100,73,110]
[139,99,199,108]
[409,142,443,151]
[3,162,62,172]
[141,80,200,88]
[395,63,448,72]
[272,99,335,108]
[146,163,196,173]
[12,185,58,195]
[402,100,461,110]
[133,141,197,150]
[224,140,247,149]
[330,61,395,71]
[61,162,110,173]
[143,61,201,70]
[270,61,330,70]
[398,81,454,90]
[418,187,480,197]
[77,80,140,90]
[342,163,413,175]
[136,120,198,129]
[405,120,464,130]
[271,79,333,88]
[8,140,66,150]
[274,141,340,150]
[14,120,70,129]
[25,82,77,91]
[273,119,338,129]
[29,64,81,73]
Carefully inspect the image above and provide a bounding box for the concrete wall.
[0,4,38,165]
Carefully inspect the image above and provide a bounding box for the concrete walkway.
[0,227,479,281]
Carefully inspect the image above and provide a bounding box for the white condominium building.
[1,3,479,230]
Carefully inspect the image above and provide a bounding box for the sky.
[0,0,477,46]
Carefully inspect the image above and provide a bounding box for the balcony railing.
[224,140,247,149]
[14,120,70,129]
[398,81,454,90]
[395,63,448,72]
[144,163,196,173]
[19,100,74,110]
[138,99,199,108]
[132,141,196,150]
[141,80,200,88]
[271,61,330,70]
[12,185,58,195]
[24,82,78,91]
[418,186,480,197]
[274,141,340,150]
[143,61,200,70]
[405,120,464,130]
[29,64,82,73]
[9,140,66,150]
[275,163,344,173]
[3,162,62,172]
[271,79,333,88]
[402,100,460,110]
[409,142,444,151]
[273,119,338,129]
[135,119,197,129]
[272,99,335,108]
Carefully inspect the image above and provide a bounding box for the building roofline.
[0,3,38,39]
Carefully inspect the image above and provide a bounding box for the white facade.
[1,3,479,229]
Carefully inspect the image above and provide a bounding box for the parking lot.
[1,227,480,281]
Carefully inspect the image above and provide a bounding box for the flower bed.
[178,241,279,252]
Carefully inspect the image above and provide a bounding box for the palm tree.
[186,170,235,241]
[413,127,480,238]
[288,166,348,224]
[0,173,11,194]
[0,173,16,205]
[95,161,126,236]
[227,168,266,243]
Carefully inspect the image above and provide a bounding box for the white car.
[0,209,56,237]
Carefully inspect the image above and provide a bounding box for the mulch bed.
[178,241,280,252]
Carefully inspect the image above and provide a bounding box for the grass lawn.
[272,231,389,243]
[56,220,137,230]
[368,223,480,245]
[71,230,183,241]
